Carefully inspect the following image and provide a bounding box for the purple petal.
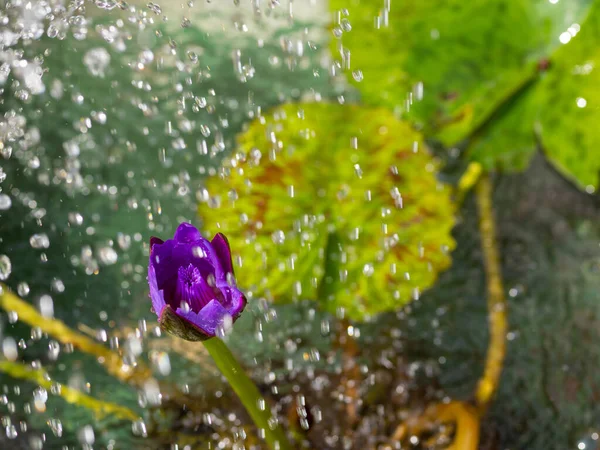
[211,233,235,281]
[171,242,215,278]
[225,287,247,318]
[170,238,226,283]
[174,222,202,243]
[175,299,229,337]
[152,238,216,308]
[175,264,219,311]
[150,236,164,253]
[150,239,178,304]
[148,262,166,318]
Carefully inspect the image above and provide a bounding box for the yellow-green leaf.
[200,103,456,321]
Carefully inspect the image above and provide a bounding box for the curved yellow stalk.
[391,401,479,450]
[0,285,152,386]
[0,360,139,421]
[436,402,480,450]
[474,174,507,410]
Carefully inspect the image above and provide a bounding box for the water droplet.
[98,247,118,265]
[353,163,363,178]
[78,425,95,445]
[5,424,17,439]
[0,194,11,210]
[83,48,111,77]
[271,230,286,244]
[31,327,43,340]
[132,419,148,437]
[320,320,330,336]
[51,278,65,293]
[139,49,154,65]
[17,282,30,297]
[142,379,162,406]
[38,295,54,318]
[68,212,84,226]
[352,70,363,82]
[7,311,18,324]
[33,387,48,412]
[29,435,44,450]
[29,233,50,249]
[257,398,266,411]
[147,2,162,14]
[2,337,17,361]
[0,255,12,281]
[192,246,206,258]
[151,351,171,376]
[48,341,60,360]
[47,419,62,437]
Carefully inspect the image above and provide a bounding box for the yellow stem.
[474,174,507,411]
[390,401,479,450]
[0,360,139,421]
[0,284,152,386]
[456,162,483,205]
[436,402,480,450]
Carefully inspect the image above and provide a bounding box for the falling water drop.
[0,255,12,281]
[17,282,30,297]
[132,419,148,437]
[98,247,118,265]
[77,425,95,446]
[0,194,11,210]
[29,233,50,249]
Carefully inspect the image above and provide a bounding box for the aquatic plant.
[148,222,291,450]
[148,223,246,341]
[0,0,599,449]
[201,103,456,321]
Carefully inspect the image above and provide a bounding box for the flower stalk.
[0,284,152,386]
[0,360,139,422]
[203,337,291,450]
[474,174,507,411]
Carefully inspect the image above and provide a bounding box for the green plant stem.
[203,337,291,450]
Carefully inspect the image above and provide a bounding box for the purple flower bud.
[147,223,247,341]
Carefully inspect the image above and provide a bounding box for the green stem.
[203,337,291,450]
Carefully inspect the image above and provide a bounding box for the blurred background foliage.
[0,0,599,449]
[332,0,600,191]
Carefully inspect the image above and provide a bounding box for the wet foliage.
[201,103,455,320]
[0,1,599,449]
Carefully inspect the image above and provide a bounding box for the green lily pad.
[530,2,600,192]
[470,2,600,191]
[329,0,592,146]
[200,103,456,320]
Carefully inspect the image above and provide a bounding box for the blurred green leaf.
[530,1,600,191]
[471,1,600,190]
[331,0,600,191]
[329,0,591,145]
[200,103,456,320]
